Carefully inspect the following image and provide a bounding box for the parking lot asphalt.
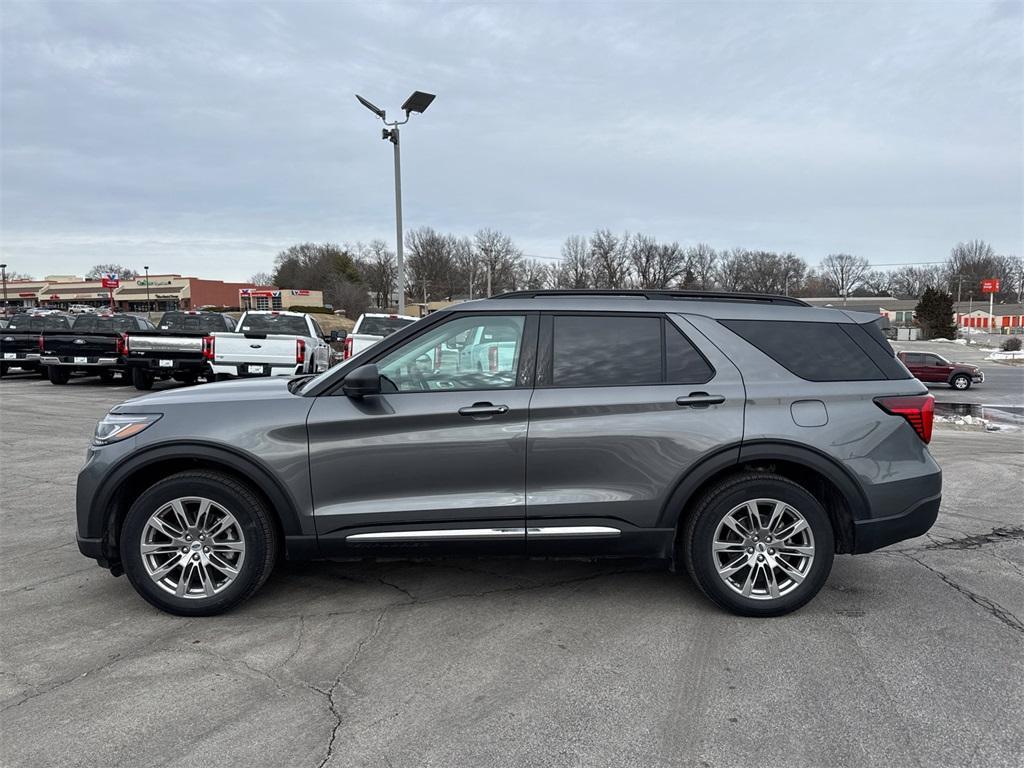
[1,374,1022,768]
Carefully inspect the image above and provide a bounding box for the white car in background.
[67,304,98,314]
[204,310,332,378]
[342,313,419,360]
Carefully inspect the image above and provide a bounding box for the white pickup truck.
[205,311,332,379]
[342,313,418,361]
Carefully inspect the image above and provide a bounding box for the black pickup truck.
[1,313,74,377]
[122,310,236,390]
[40,313,156,385]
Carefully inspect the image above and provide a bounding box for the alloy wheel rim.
[140,496,246,599]
[712,498,815,601]
[955,377,968,389]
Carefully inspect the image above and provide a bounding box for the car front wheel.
[120,471,277,616]
[682,473,834,617]
[951,374,971,390]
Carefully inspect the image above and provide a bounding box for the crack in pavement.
[315,605,391,768]
[902,553,1024,636]
[884,526,1024,556]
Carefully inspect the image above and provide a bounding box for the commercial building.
[1,275,323,312]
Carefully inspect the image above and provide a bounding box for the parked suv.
[76,291,941,617]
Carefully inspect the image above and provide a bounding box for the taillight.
[343,336,353,360]
[295,338,306,365]
[38,334,44,352]
[116,333,129,356]
[875,394,934,443]
[201,335,215,361]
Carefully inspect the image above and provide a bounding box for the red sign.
[101,277,120,289]
[980,279,1000,294]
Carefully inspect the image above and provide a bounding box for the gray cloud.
[1,0,1020,280]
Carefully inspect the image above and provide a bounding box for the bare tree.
[628,233,660,288]
[406,227,457,302]
[86,263,138,280]
[685,244,717,290]
[858,269,892,296]
[248,271,274,286]
[272,242,364,315]
[555,235,592,288]
[590,229,629,288]
[947,240,1017,301]
[820,253,870,304]
[474,229,522,296]
[715,248,748,292]
[359,240,396,309]
[653,242,687,288]
[517,259,551,290]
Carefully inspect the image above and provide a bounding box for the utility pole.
[355,91,436,316]
[0,264,7,310]
[144,265,151,316]
[486,263,492,298]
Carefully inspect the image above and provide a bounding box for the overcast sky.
[1,1,1021,282]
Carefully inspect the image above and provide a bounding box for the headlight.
[93,413,162,445]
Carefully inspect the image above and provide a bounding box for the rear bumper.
[208,361,300,377]
[40,356,119,367]
[852,494,941,553]
[125,357,208,373]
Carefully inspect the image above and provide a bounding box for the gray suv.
[76,291,941,617]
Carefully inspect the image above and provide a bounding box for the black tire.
[681,472,834,617]
[132,367,154,390]
[120,471,278,616]
[98,369,116,383]
[38,366,49,378]
[0,362,7,377]
[47,366,70,385]
[950,374,971,390]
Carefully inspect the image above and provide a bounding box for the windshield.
[72,315,142,333]
[358,316,415,336]
[239,314,309,335]
[159,312,232,332]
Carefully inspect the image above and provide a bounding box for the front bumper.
[972,371,985,383]
[852,494,941,553]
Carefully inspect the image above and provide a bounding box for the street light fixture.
[355,90,436,314]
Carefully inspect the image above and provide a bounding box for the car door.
[525,312,745,556]
[922,354,953,382]
[902,353,928,380]
[307,311,538,556]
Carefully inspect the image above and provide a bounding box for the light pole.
[356,90,435,315]
[144,265,151,315]
[0,264,7,310]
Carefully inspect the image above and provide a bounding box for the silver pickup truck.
[206,310,332,378]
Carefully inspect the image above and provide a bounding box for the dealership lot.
[1,375,1021,767]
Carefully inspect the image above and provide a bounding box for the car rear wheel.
[98,369,116,383]
[0,363,7,376]
[47,366,70,385]
[132,367,154,390]
[951,374,971,390]
[681,473,834,617]
[120,471,277,616]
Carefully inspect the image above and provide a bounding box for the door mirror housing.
[342,364,381,398]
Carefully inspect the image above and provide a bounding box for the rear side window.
[721,320,900,382]
[548,315,713,387]
[359,316,415,336]
[160,312,231,332]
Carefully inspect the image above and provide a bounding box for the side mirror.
[330,330,346,342]
[342,363,381,398]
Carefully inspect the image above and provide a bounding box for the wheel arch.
[91,442,309,569]
[659,440,867,554]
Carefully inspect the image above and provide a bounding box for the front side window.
[377,314,525,392]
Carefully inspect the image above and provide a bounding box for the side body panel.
[524,313,745,556]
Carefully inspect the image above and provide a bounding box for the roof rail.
[491,289,810,307]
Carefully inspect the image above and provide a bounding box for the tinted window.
[159,312,233,333]
[359,316,416,336]
[72,315,97,332]
[666,322,715,384]
[7,315,72,332]
[553,315,662,387]
[721,320,886,382]
[377,314,525,392]
[239,314,309,335]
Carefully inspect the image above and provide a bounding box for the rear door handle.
[458,403,509,417]
[675,392,725,408]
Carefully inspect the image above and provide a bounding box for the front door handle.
[458,402,509,417]
[675,392,725,408]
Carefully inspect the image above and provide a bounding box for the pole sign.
[980,278,1000,294]
[101,273,120,289]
